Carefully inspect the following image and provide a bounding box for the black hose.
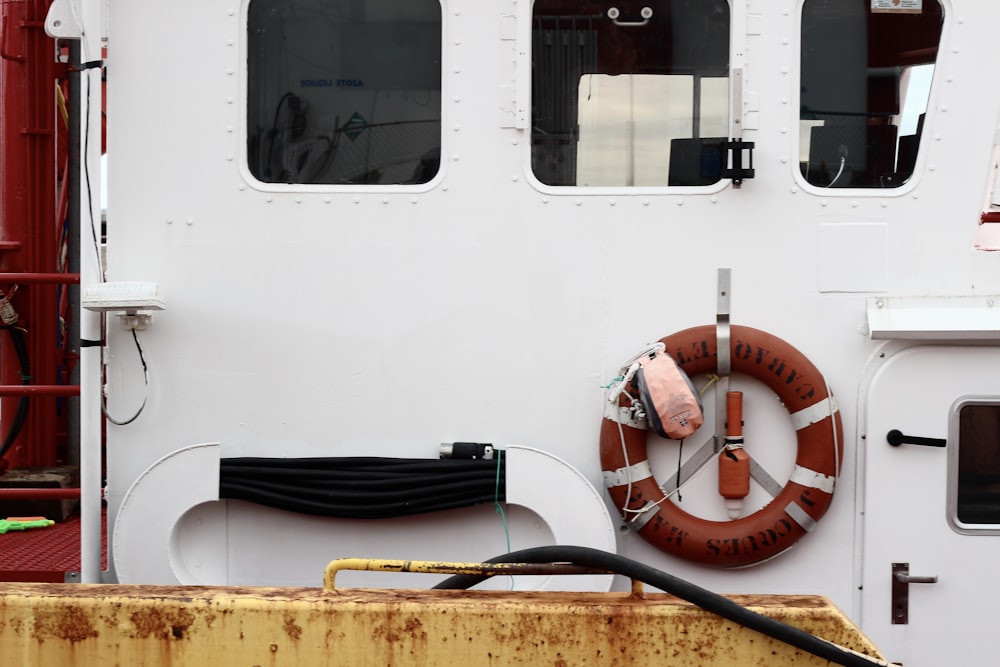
[219,456,505,520]
[0,327,31,460]
[223,456,496,472]
[221,481,498,519]
[221,460,494,478]
[433,545,887,667]
[222,473,499,499]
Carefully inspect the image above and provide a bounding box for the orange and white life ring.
[599,325,843,568]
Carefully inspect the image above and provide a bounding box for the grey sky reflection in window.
[247,0,442,185]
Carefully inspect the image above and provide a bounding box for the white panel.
[96,2,1000,652]
[113,443,222,584]
[818,222,888,293]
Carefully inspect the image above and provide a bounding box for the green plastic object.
[0,518,55,534]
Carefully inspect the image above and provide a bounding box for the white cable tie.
[723,436,745,450]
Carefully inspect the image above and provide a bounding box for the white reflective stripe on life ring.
[789,465,836,493]
[602,459,653,488]
[784,501,818,532]
[789,396,838,431]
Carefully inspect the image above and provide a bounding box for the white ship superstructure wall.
[99,1,1000,664]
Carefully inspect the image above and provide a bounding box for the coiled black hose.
[219,456,505,519]
[433,545,888,667]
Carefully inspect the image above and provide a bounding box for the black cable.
[220,479,498,519]
[81,58,103,280]
[676,438,684,502]
[223,474,500,503]
[265,92,294,179]
[222,471,501,494]
[102,328,148,426]
[221,474,503,506]
[0,327,31,460]
[432,546,887,667]
[219,456,506,520]
[220,462,500,480]
[223,456,496,472]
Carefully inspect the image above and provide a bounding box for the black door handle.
[886,429,946,448]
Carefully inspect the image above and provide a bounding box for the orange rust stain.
[403,617,424,637]
[31,607,99,644]
[283,615,302,640]
[128,606,196,640]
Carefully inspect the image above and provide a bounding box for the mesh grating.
[0,508,107,581]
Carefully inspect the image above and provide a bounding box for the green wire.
[494,450,513,589]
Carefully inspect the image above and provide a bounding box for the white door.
[861,344,1000,666]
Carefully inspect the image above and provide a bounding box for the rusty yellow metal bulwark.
[0,583,883,666]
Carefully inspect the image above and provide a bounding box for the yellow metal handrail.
[323,558,621,591]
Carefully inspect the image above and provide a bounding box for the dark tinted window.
[956,404,1000,526]
[800,1,943,188]
[247,0,442,185]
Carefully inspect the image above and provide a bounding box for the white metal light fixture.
[82,281,165,330]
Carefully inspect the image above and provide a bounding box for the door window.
[949,400,1000,533]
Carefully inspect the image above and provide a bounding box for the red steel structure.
[0,0,73,470]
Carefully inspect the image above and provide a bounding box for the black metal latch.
[722,138,755,186]
[886,429,946,448]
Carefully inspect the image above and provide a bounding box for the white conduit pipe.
[79,0,105,584]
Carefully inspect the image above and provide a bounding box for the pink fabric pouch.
[633,352,704,440]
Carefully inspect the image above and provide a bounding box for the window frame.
[947,396,1000,535]
[240,0,447,193]
[794,0,945,196]
[524,0,738,195]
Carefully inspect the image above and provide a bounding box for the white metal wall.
[101,0,1000,616]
